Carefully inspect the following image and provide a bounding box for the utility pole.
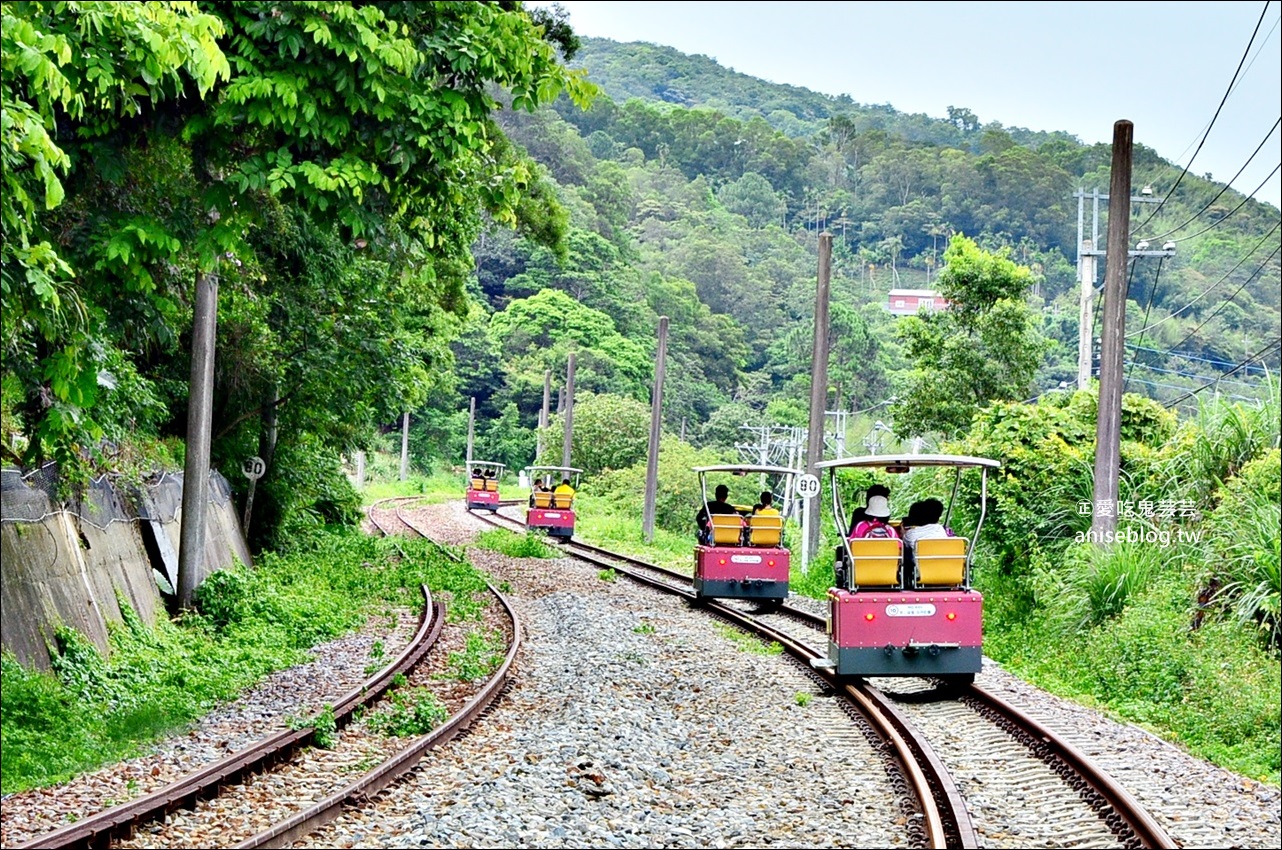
[1091,121,1132,540]
[466,397,475,469]
[538,370,550,462]
[177,268,218,610]
[1074,186,1164,389]
[643,317,669,542]
[805,233,832,566]
[400,411,410,480]
[562,352,576,469]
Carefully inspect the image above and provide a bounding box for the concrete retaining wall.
[0,467,252,670]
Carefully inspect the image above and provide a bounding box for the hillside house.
[887,288,949,316]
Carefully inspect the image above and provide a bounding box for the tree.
[891,235,1049,436]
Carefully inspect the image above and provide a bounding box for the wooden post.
[538,370,550,462]
[562,352,576,469]
[466,396,476,469]
[805,234,833,565]
[643,318,669,542]
[1091,121,1133,540]
[177,268,218,610]
[400,411,410,480]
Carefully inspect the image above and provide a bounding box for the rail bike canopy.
[523,465,583,488]
[815,454,1001,474]
[693,463,806,515]
[819,453,1001,562]
[465,460,506,477]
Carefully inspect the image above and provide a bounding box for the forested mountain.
[458,35,1279,453]
[2,7,1278,547]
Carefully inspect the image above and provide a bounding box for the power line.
[1162,245,1281,355]
[1126,342,1273,373]
[1160,164,1281,244]
[1133,1,1272,236]
[1147,118,1281,242]
[1126,221,1281,337]
[1124,255,1166,393]
[1125,360,1263,389]
[1164,339,1282,408]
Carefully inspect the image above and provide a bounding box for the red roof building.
[887,288,949,316]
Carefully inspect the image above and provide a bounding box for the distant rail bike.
[523,464,582,541]
[812,453,1000,685]
[691,464,804,603]
[464,461,506,512]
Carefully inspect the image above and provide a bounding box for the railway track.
[475,504,1177,849]
[13,501,520,850]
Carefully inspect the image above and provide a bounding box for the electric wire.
[1126,343,1272,373]
[1126,221,1281,337]
[1164,338,1282,407]
[1159,164,1281,244]
[1146,118,1281,242]
[1132,1,1272,236]
[1142,9,1281,197]
[1124,256,1167,392]
[1163,245,1281,356]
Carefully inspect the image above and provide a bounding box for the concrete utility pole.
[805,233,833,565]
[538,370,550,462]
[466,396,476,468]
[1074,187,1164,389]
[177,268,218,610]
[400,411,410,480]
[562,352,576,469]
[643,317,669,542]
[1091,120,1133,540]
[1077,238,1098,389]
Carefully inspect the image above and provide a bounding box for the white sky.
[541,0,1282,210]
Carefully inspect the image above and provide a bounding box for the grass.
[474,528,558,559]
[0,527,491,794]
[714,624,784,656]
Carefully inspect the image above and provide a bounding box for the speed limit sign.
[795,473,820,499]
[242,456,266,481]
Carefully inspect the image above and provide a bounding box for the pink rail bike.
[811,453,1001,686]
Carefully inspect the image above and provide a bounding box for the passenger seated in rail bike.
[695,484,739,545]
[752,491,780,516]
[552,477,576,508]
[850,494,899,540]
[900,497,950,584]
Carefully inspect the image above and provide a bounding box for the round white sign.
[242,456,266,481]
[796,473,821,499]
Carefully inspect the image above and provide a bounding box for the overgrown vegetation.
[0,528,489,794]
[365,688,448,738]
[474,528,558,559]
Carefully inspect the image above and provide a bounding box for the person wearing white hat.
[851,493,900,539]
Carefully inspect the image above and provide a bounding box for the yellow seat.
[533,491,553,509]
[708,513,744,546]
[470,477,485,491]
[848,538,902,587]
[915,537,968,587]
[485,479,499,492]
[747,514,783,547]
[552,493,574,509]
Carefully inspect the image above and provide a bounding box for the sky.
[538,0,1282,210]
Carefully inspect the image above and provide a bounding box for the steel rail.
[236,577,522,849]
[470,507,963,849]
[964,684,1177,849]
[15,587,443,850]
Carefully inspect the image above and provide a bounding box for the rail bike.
[811,453,1000,684]
[464,460,506,512]
[523,464,583,541]
[691,464,804,603]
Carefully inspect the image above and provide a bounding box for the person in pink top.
[851,494,900,539]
